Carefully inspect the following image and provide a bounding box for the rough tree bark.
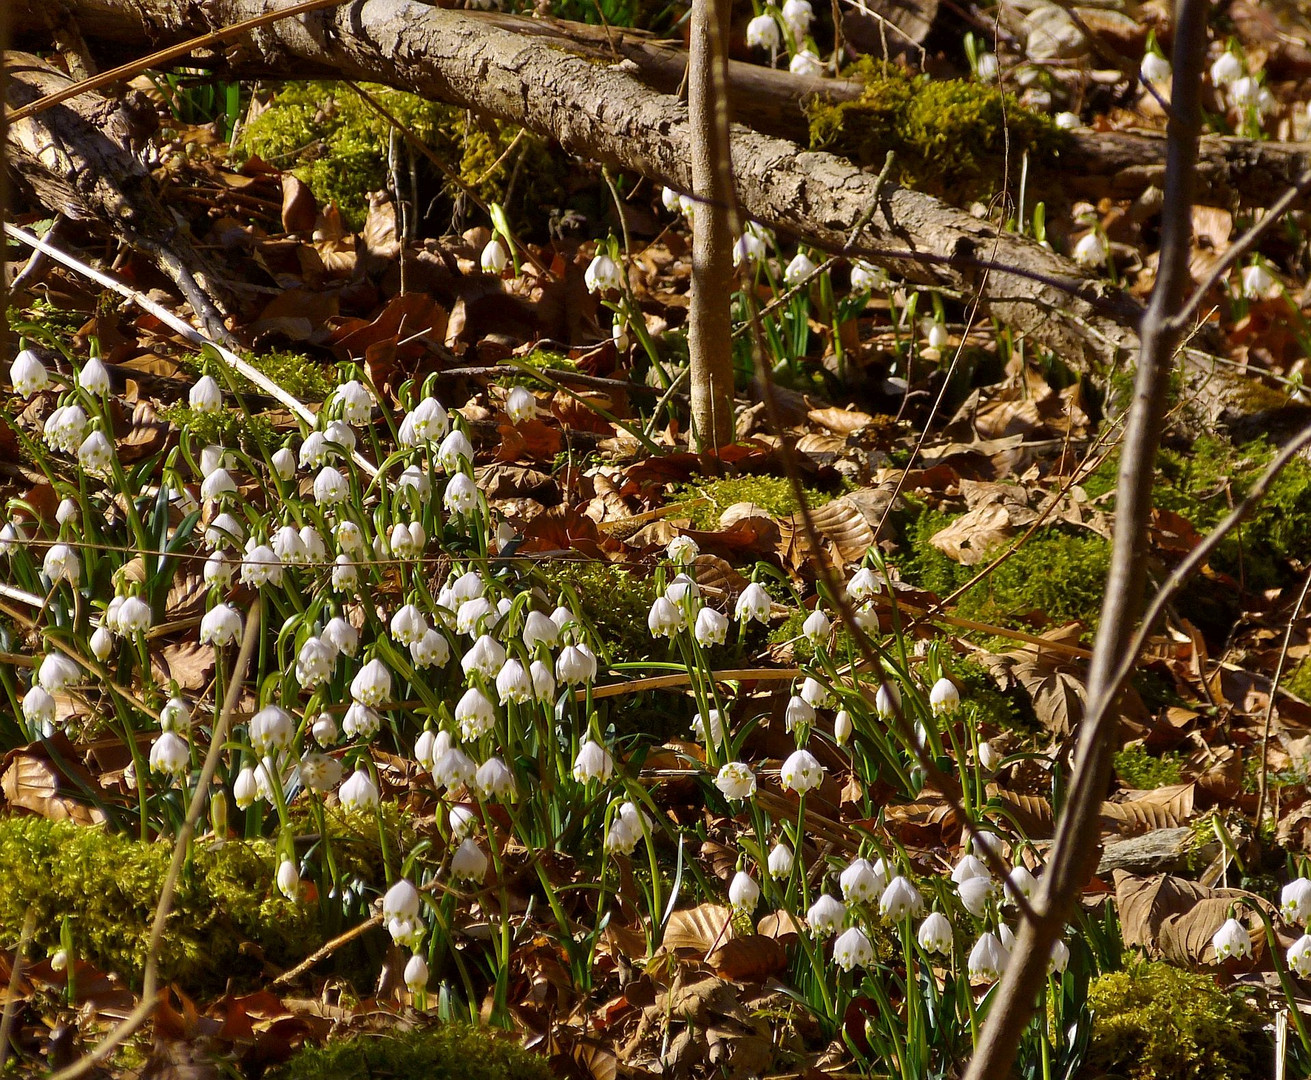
[6,52,238,342]
[10,0,1141,375]
[13,5,1310,215]
[686,0,736,451]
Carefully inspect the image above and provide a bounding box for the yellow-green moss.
[808,60,1065,200]
[1113,744,1185,789]
[896,505,1110,632]
[237,82,568,230]
[1086,961,1268,1080]
[272,1024,553,1080]
[669,475,835,530]
[159,402,277,452]
[536,561,655,663]
[0,816,321,989]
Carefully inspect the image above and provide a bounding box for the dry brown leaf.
[150,640,216,692]
[778,494,878,570]
[1009,661,1087,735]
[1100,783,1196,834]
[707,935,788,981]
[986,787,1055,839]
[662,904,736,953]
[1113,870,1256,966]
[928,504,1013,565]
[808,406,875,435]
[0,736,106,824]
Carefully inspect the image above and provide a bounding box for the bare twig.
[962,5,1210,1076]
[1257,565,1311,826]
[4,0,347,123]
[3,223,379,479]
[46,600,261,1080]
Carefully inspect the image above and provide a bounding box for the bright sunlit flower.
[22,686,56,730]
[78,355,110,395]
[505,386,536,424]
[875,681,901,719]
[691,708,727,745]
[456,687,498,739]
[1211,50,1244,86]
[1240,261,1276,299]
[785,695,815,732]
[729,870,760,913]
[834,709,853,746]
[437,430,475,474]
[1289,935,1311,977]
[573,739,614,783]
[149,732,190,778]
[1072,231,1108,268]
[648,596,684,638]
[314,466,349,506]
[969,931,1010,981]
[10,348,49,398]
[585,252,623,294]
[476,756,517,801]
[789,49,823,77]
[667,536,699,565]
[298,751,342,792]
[556,644,596,685]
[880,875,924,920]
[350,658,392,707]
[411,628,451,668]
[807,893,846,937]
[715,761,757,801]
[200,603,242,645]
[37,652,80,693]
[780,748,824,793]
[784,251,816,286]
[42,543,80,585]
[240,544,284,588]
[78,430,114,475]
[450,838,488,882]
[746,12,780,50]
[841,858,885,904]
[768,842,793,879]
[695,607,728,646]
[1140,51,1171,86]
[1212,917,1252,961]
[958,876,998,918]
[481,238,509,274]
[189,375,222,413]
[339,767,380,811]
[781,0,812,40]
[833,927,874,970]
[929,677,960,714]
[917,911,953,955]
[735,582,771,623]
[1282,878,1311,925]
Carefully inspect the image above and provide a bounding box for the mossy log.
[11,0,1140,374]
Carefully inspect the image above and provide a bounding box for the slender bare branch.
[962,3,1210,1076]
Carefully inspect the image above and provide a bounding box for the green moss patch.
[1113,744,1185,789]
[238,83,568,231]
[808,61,1064,201]
[896,505,1110,633]
[669,475,835,530]
[1086,961,1269,1080]
[0,816,322,990]
[272,1023,553,1080]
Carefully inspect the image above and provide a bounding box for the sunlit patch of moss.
[1113,744,1184,789]
[669,476,835,530]
[807,60,1065,200]
[237,83,569,231]
[272,1023,554,1080]
[895,504,1109,633]
[0,816,322,990]
[159,403,277,452]
[1088,435,1311,591]
[1086,961,1268,1080]
[536,561,656,664]
[1287,657,1311,703]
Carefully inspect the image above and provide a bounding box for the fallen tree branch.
[10,0,1140,373]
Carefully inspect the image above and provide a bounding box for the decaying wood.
[11,0,1140,373]
[8,0,1310,437]
[13,4,1311,217]
[5,52,238,342]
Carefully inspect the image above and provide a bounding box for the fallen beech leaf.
[707,935,788,981]
[1100,783,1196,835]
[1113,870,1257,966]
[0,735,105,824]
[662,904,736,953]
